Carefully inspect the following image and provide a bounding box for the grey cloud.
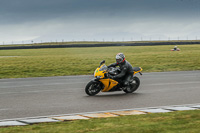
[1,0,200,43]
[1,0,200,24]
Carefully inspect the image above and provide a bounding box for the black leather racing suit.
[108,60,134,86]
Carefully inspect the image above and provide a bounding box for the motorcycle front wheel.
[123,76,140,93]
[85,81,102,96]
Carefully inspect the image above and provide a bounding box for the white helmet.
[116,53,125,64]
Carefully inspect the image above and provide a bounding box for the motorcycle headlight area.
[96,76,103,79]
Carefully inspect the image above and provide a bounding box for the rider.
[108,53,134,87]
[174,46,177,51]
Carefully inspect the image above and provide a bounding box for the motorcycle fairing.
[94,64,107,78]
[133,67,143,75]
[100,79,118,92]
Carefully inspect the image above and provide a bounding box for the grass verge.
[0,45,200,79]
[1,40,200,47]
[0,110,199,133]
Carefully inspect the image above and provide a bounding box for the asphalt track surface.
[0,71,199,120]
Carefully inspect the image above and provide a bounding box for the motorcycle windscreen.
[100,79,118,92]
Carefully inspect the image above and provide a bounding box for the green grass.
[0,110,199,133]
[0,41,163,47]
[2,40,200,47]
[0,45,200,79]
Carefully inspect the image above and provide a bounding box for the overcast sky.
[0,0,200,44]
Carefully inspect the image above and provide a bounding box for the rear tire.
[85,81,102,96]
[123,76,140,93]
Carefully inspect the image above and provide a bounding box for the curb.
[0,103,199,127]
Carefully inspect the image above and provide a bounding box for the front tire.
[123,76,140,93]
[85,81,102,96]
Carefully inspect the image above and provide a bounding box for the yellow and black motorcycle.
[85,60,142,96]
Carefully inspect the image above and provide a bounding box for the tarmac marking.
[81,113,118,118]
[0,88,81,95]
[0,82,86,89]
[110,110,146,116]
[52,115,89,121]
[0,108,10,111]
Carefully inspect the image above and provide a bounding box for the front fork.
[92,78,100,82]
[91,78,103,89]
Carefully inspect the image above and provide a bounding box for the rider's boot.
[123,80,132,91]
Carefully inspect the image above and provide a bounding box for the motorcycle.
[171,48,180,51]
[85,60,142,96]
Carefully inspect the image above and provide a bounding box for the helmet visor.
[116,59,122,64]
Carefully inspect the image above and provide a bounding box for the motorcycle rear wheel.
[85,81,102,96]
[123,76,140,93]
